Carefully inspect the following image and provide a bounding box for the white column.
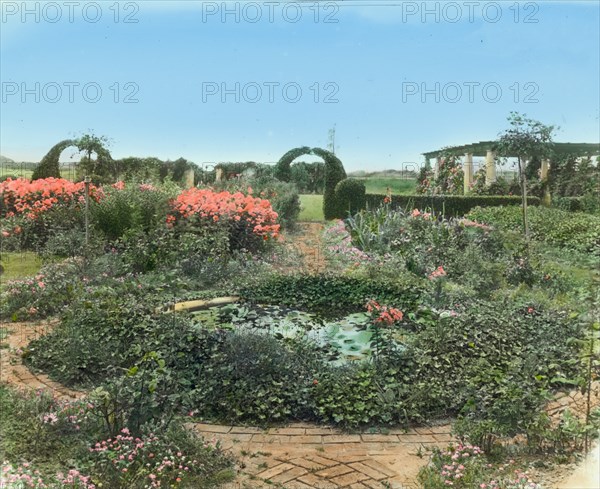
[540,159,550,181]
[463,153,473,194]
[434,157,441,179]
[485,150,497,185]
[183,168,195,188]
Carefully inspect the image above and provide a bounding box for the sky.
[1,0,599,172]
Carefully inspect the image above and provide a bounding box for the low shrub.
[0,385,234,489]
[365,194,540,217]
[334,178,366,217]
[553,195,600,215]
[91,182,177,241]
[190,332,321,424]
[239,273,425,318]
[418,443,545,489]
[467,205,600,255]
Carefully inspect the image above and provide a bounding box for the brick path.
[191,422,454,488]
[0,320,82,399]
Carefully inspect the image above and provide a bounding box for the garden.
[1,118,599,489]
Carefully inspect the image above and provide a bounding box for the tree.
[75,133,114,180]
[497,112,556,240]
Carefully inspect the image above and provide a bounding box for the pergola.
[422,141,600,194]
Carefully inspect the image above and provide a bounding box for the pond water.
[190,304,382,364]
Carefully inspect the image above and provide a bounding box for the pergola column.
[183,168,195,188]
[463,153,473,194]
[434,157,441,179]
[541,159,551,206]
[485,150,496,185]
[540,159,550,181]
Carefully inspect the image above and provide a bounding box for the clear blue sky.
[1,0,599,171]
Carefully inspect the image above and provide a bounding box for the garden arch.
[32,139,77,180]
[275,146,346,219]
[33,138,114,181]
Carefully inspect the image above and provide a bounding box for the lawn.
[299,178,416,222]
[358,176,416,195]
[299,194,324,221]
[0,252,42,284]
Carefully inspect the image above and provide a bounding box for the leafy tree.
[497,112,556,239]
[75,133,114,180]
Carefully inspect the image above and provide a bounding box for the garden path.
[281,222,328,274]
[0,320,83,399]
[192,421,451,489]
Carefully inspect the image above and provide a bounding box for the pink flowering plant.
[364,299,404,365]
[418,443,545,489]
[86,426,228,488]
[1,463,95,488]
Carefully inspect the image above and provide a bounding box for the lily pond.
[191,303,406,365]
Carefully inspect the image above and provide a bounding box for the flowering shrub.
[88,428,219,488]
[168,188,280,253]
[416,154,464,195]
[0,177,100,219]
[418,443,545,489]
[1,463,95,488]
[0,178,101,250]
[0,261,83,320]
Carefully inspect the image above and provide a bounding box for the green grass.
[355,177,416,195]
[299,194,324,222]
[0,252,42,283]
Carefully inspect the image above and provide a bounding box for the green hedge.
[239,273,425,318]
[365,194,540,217]
[467,206,600,255]
[334,178,366,218]
[553,195,600,215]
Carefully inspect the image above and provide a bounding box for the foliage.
[550,154,599,199]
[190,331,321,424]
[0,177,100,250]
[32,139,76,180]
[364,194,540,217]
[91,182,176,242]
[213,175,301,229]
[74,133,114,181]
[553,195,600,215]
[0,386,233,489]
[274,146,346,220]
[496,112,557,238]
[309,363,406,427]
[290,161,325,193]
[239,273,425,319]
[1,260,82,320]
[418,443,545,489]
[467,205,600,255]
[334,178,366,217]
[168,187,280,253]
[417,151,464,195]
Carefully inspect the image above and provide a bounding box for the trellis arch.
[275,146,346,219]
[32,139,77,180]
[32,138,114,181]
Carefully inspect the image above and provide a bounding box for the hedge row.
[365,194,541,217]
[552,196,600,215]
[239,274,425,318]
